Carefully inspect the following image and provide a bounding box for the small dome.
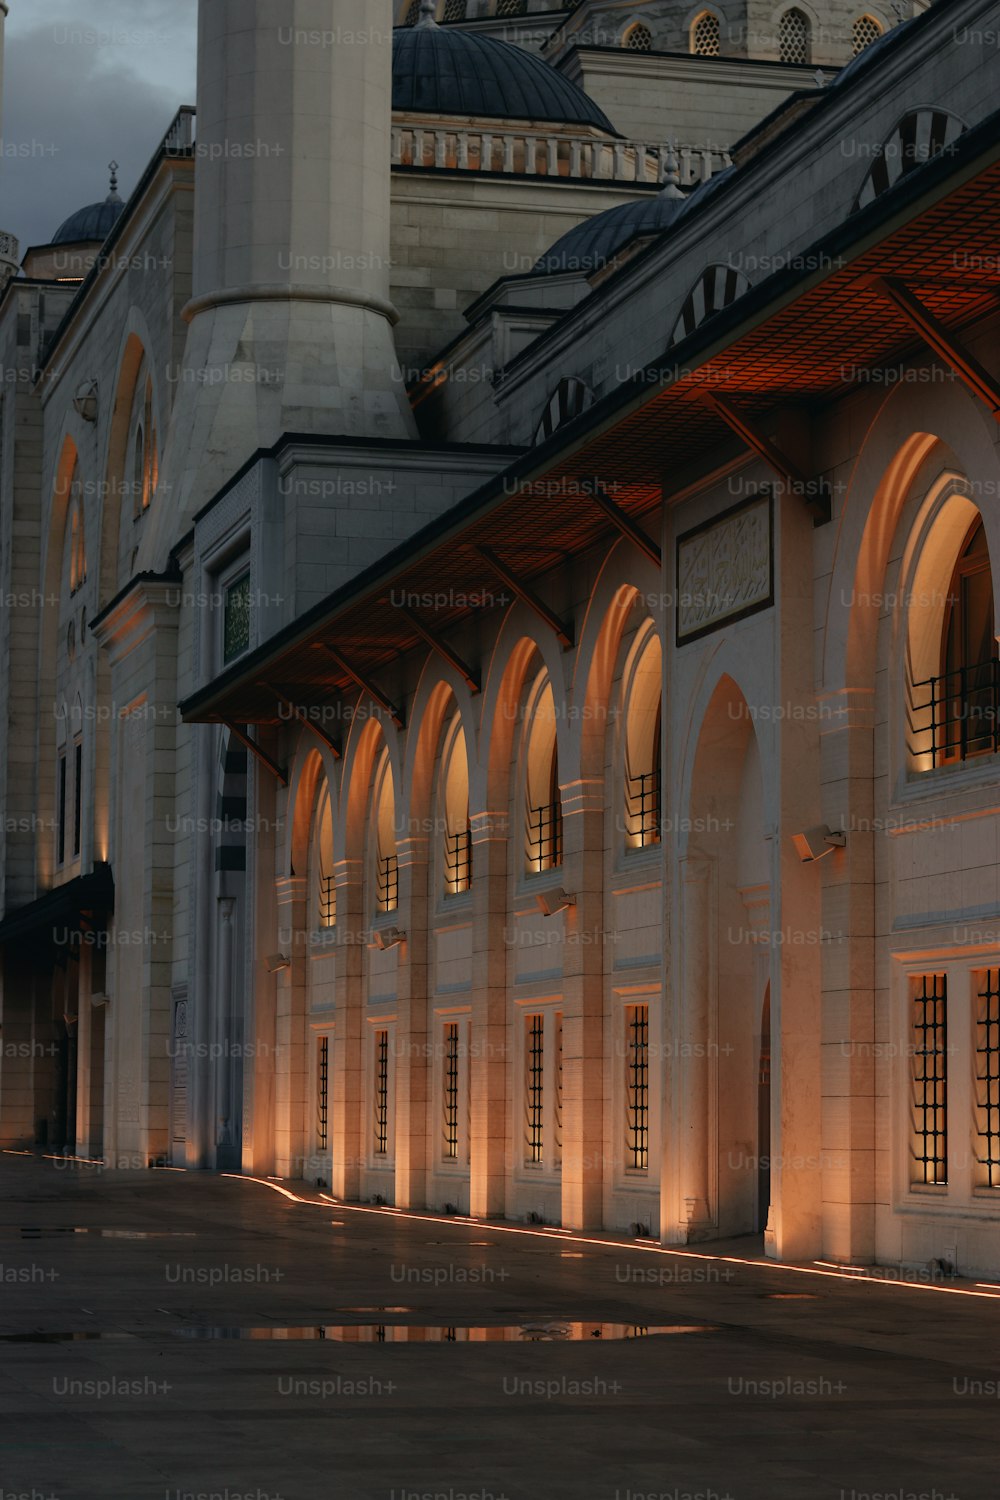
[52,164,124,247]
[535,189,686,275]
[392,23,617,133]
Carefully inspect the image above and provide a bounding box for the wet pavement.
[0,1154,996,1500]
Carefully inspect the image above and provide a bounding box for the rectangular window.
[626,1004,650,1172]
[373,1030,389,1157]
[72,741,82,858]
[57,753,67,866]
[316,1036,329,1153]
[445,827,472,896]
[553,1011,563,1168]
[318,872,336,929]
[222,571,251,664]
[525,1014,544,1166]
[377,854,399,914]
[975,969,1000,1190]
[911,974,947,1186]
[443,1022,460,1161]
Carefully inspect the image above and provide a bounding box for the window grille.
[316,1036,329,1152]
[496,0,527,15]
[374,1030,390,1156]
[443,1022,460,1160]
[691,11,721,55]
[445,827,472,895]
[778,8,810,62]
[852,13,882,53]
[906,659,1000,767]
[554,1012,563,1165]
[976,970,1000,1189]
[526,801,563,871]
[222,573,251,664]
[57,754,67,866]
[625,23,653,50]
[318,873,336,928]
[626,1005,649,1171]
[525,1015,544,1165]
[377,853,399,913]
[73,741,82,858]
[911,974,947,1186]
[443,0,467,17]
[625,767,661,848]
[403,0,421,23]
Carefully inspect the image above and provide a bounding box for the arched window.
[624,636,662,850]
[691,10,721,55]
[939,519,998,762]
[132,423,145,520]
[524,679,562,873]
[624,22,654,50]
[374,758,399,913]
[442,725,472,896]
[310,782,336,930]
[778,7,811,63]
[69,500,87,595]
[852,13,883,54]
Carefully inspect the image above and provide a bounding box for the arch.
[522,670,562,874]
[534,376,595,446]
[689,7,722,54]
[777,7,811,63]
[623,629,663,850]
[101,314,161,602]
[477,604,569,813]
[284,738,341,881]
[339,702,404,866]
[850,107,966,214]
[669,264,751,348]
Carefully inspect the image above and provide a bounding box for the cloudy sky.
[4,0,197,250]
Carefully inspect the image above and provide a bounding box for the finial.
[660,142,684,199]
[107,160,122,203]
[416,0,438,27]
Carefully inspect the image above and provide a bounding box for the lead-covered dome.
[393,24,617,133]
[52,166,124,246]
[535,188,686,275]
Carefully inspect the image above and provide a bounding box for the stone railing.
[162,106,197,156]
[391,125,730,184]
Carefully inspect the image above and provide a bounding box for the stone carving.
[676,493,772,643]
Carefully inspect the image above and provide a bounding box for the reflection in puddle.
[2,1322,714,1345]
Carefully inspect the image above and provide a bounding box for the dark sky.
[3,0,197,251]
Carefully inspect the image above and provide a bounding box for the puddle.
[2,1321,714,1345]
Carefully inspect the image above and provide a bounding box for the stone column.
[273,874,307,1176]
[469,810,508,1219]
[331,855,364,1200]
[676,854,715,1240]
[559,778,605,1229]
[393,832,429,1209]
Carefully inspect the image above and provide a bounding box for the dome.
[52,166,124,247]
[535,187,686,275]
[392,22,617,133]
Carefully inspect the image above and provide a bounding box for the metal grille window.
[526,801,563,871]
[374,1030,390,1157]
[911,974,947,1186]
[73,740,82,858]
[975,970,1000,1189]
[626,1005,650,1171]
[906,659,1000,767]
[57,753,67,866]
[525,1015,544,1166]
[443,0,467,17]
[377,854,399,913]
[625,767,661,848]
[496,0,527,14]
[443,1022,460,1160]
[445,827,472,895]
[318,873,336,928]
[402,0,421,23]
[778,8,810,62]
[316,1036,329,1152]
[852,13,882,53]
[691,11,721,55]
[624,22,653,50]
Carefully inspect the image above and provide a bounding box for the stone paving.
[0,1155,996,1500]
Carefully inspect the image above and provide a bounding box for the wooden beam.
[703,393,830,525]
[474,544,574,649]
[264,685,342,759]
[322,646,405,729]
[397,607,480,693]
[222,720,288,786]
[590,486,662,566]
[875,275,1000,416]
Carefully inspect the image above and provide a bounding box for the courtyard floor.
[0,1154,995,1500]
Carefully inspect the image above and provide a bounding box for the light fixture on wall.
[791,825,846,863]
[373,927,406,951]
[265,953,291,973]
[535,887,576,916]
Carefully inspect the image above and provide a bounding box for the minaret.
[0,1,20,287]
[142,0,415,565]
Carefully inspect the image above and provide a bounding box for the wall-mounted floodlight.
[373,927,406,951]
[265,953,291,973]
[791,825,846,863]
[534,888,576,917]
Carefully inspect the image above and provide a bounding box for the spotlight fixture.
[534,887,576,917]
[791,825,846,863]
[373,927,406,951]
[265,953,291,973]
